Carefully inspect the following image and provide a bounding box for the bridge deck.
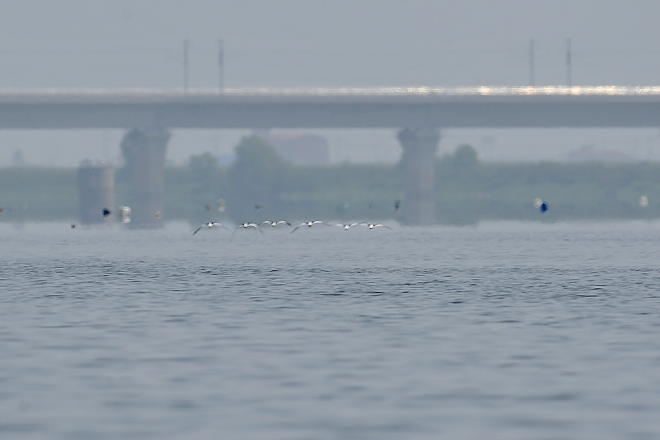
[1,86,660,129]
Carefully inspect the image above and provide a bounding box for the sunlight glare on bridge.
[2,85,660,99]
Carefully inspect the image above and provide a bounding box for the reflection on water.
[1,221,660,439]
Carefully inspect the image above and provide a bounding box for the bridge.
[2,86,660,225]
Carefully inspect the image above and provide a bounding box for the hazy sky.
[1,0,660,166]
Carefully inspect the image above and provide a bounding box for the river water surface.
[1,221,660,439]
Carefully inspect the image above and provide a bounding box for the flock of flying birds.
[193,219,392,237]
[192,198,397,237]
[72,199,397,235]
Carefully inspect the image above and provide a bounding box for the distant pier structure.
[78,160,115,225]
[120,128,169,228]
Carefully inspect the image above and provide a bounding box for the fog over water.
[2,221,660,438]
[1,0,660,165]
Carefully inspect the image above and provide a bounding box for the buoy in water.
[119,206,132,224]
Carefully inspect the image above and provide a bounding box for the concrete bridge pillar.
[398,128,440,225]
[78,161,115,225]
[120,128,170,228]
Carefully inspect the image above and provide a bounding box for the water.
[1,221,660,439]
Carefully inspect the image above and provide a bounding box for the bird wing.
[375,224,392,229]
[192,226,202,235]
[260,220,273,226]
[248,223,264,234]
[291,224,303,233]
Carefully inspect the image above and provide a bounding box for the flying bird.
[260,220,292,227]
[193,222,229,235]
[328,222,363,230]
[291,220,326,233]
[360,223,392,230]
[232,222,263,237]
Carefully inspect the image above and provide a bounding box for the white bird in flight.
[290,220,326,233]
[193,222,228,235]
[232,222,263,237]
[260,220,292,228]
[328,222,363,230]
[360,223,392,230]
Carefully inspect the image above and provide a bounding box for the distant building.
[265,133,329,166]
[567,145,634,162]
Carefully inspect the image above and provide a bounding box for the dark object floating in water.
[254,203,263,211]
[533,198,549,214]
[368,202,374,210]
[102,208,111,217]
[394,199,401,212]
[71,224,76,229]
[205,204,211,212]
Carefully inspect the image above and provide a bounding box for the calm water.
[1,221,660,439]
